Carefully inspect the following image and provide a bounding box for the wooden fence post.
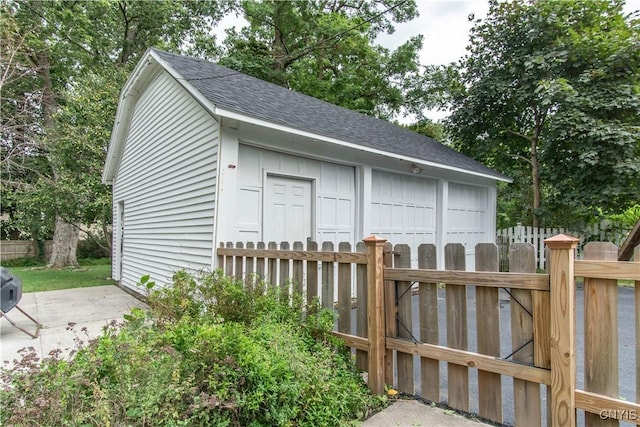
[546,234,579,427]
[356,242,368,371]
[364,235,387,395]
[383,241,396,387]
[583,242,619,427]
[636,245,640,405]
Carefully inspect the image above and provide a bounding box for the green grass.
[7,259,115,293]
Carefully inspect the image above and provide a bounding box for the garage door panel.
[371,171,437,252]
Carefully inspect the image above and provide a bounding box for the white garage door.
[447,183,489,270]
[371,171,437,261]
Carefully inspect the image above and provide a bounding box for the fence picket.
[213,236,639,427]
[321,242,334,309]
[306,241,318,306]
[292,241,304,295]
[418,243,439,402]
[509,242,542,427]
[583,242,619,427]
[445,243,469,411]
[245,242,255,290]
[225,242,234,277]
[268,242,277,287]
[338,242,352,337]
[395,244,413,394]
[475,243,502,423]
[234,242,244,281]
[279,241,290,293]
[256,242,266,283]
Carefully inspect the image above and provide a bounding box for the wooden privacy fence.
[217,236,640,427]
[0,240,53,261]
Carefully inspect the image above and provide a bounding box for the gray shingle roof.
[153,49,508,181]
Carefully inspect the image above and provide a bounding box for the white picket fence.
[496,221,632,271]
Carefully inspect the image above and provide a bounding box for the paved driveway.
[1,285,146,367]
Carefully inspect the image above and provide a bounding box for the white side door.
[263,175,313,243]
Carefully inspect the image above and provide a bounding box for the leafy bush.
[1,271,384,426]
[0,256,43,267]
[77,236,110,259]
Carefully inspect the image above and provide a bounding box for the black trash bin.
[0,266,40,338]
[1,267,23,313]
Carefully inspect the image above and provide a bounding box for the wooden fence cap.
[363,235,388,244]
[544,233,579,248]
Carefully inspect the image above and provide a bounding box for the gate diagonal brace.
[0,305,42,339]
[502,287,533,318]
[395,281,419,343]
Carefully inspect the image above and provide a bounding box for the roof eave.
[102,49,161,184]
[104,49,510,185]
[213,106,511,183]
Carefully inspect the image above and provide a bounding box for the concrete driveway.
[1,285,146,367]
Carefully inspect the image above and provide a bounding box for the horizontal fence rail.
[216,237,640,427]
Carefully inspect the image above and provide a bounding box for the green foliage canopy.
[219,0,423,118]
[445,0,640,227]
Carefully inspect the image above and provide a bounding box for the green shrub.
[77,237,110,259]
[0,256,43,267]
[1,271,385,426]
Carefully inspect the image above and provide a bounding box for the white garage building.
[102,49,510,292]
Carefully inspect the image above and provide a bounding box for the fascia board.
[213,107,512,183]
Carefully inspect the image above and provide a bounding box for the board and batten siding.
[112,71,218,291]
[370,170,437,261]
[232,144,355,246]
[446,182,489,270]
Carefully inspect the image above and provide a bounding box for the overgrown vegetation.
[0,271,385,426]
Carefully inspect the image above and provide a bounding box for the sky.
[378,0,640,68]
[215,0,640,120]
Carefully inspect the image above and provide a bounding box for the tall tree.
[1,0,229,266]
[218,0,423,118]
[444,0,640,228]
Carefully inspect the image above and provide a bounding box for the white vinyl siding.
[446,182,489,270]
[370,171,437,261]
[233,144,355,247]
[112,71,218,291]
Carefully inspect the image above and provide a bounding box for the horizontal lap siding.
[114,72,218,290]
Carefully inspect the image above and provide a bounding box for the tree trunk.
[531,138,541,228]
[48,215,79,267]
